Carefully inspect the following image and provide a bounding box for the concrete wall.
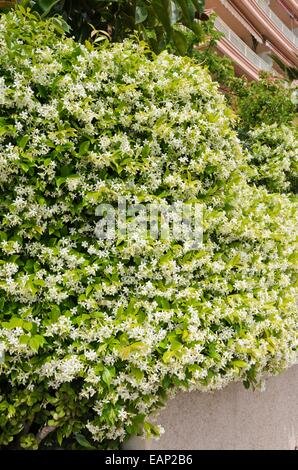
[124,365,298,450]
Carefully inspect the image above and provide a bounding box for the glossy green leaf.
[151,0,172,35]
[38,0,61,17]
[231,360,249,368]
[172,29,188,55]
[79,140,90,155]
[135,3,148,24]
[75,433,96,449]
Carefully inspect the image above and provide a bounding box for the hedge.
[0,9,297,449]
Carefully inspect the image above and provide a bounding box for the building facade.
[205,0,298,79]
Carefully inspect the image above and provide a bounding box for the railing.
[214,17,273,72]
[255,0,298,46]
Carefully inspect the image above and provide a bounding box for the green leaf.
[18,135,30,149]
[23,321,33,332]
[206,342,221,361]
[29,335,46,352]
[152,0,172,36]
[162,350,174,363]
[19,334,30,345]
[243,380,250,389]
[20,433,38,450]
[102,368,114,387]
[131,367,144,381]
[135,4,148,24]
[8,318,23,329]
[228,253,241,267]
[51,17,71,34]
[20,163,29,172]
[175,0,194,25]
[144,421,161,438]
[38,0,61,17]
[56,176,66,187]
[60,165,74,177]
[231,360,248,369]
[188,19,203,37]
[75,433,96,450]
[57,429,63,447]
[79,141,90,155]
[119,342,148,360]
[172,29,188,55]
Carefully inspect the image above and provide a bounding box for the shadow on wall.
[124,365,298,450]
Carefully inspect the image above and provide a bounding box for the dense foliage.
[245,124,298,194]
[1,0,215,56]
[228,73,297,132]
[194,45,236,85]
[0,10,297,450]
[193,47,297,131]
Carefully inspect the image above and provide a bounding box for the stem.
[36,425,58,445]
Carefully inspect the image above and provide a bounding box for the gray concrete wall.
[124,365,298,450]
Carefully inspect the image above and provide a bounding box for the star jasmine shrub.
[0,9,297,450]
[245,124,298,194]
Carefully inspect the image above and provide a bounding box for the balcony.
[214,16,273,75]
[231,0,298,66]
[255,0,298,47]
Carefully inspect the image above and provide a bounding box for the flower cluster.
[0,10,297,449]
